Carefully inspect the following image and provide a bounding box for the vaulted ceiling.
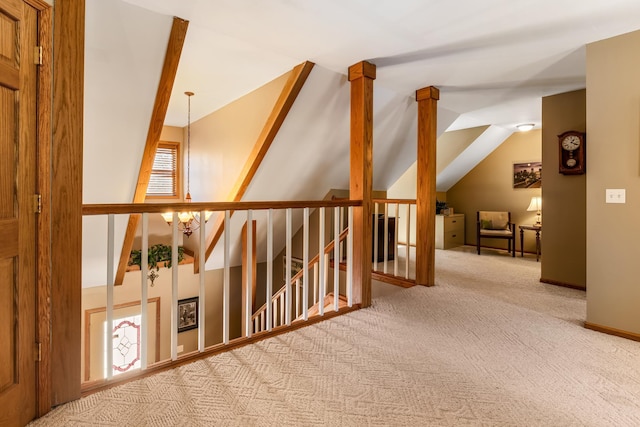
[122,0,640,132]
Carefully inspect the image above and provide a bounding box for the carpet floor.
[31,246,640,426]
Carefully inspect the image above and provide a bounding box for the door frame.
[23,0,53,417]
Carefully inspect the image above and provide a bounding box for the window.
[147,141,180,198]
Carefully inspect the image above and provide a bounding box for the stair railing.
[252,228,349,333]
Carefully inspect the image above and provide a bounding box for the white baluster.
[394,203,399,277]
[303,207,309,321]
[280,293,285,326]
[223,211,230,345]
[245,210,252,338]
[295,278,300,319]
[347,207,353,307]
[318,208,325,316]
[267,209,273,331]
[373,202,379,271]
[106,214,114,380]
[285,208,292,326]
[140,213,148,370]
[313,264,318,305]
[405,204,410,280]
[171,212,179,361]
[199,209,206,352]
[334,206,340,311]
[383,203,389,274]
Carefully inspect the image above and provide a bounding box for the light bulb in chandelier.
[160,92,212,237]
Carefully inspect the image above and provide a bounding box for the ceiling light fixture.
[161,91,212,237]
[516,123,535,132]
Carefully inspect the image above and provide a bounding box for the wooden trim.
[115,17,189,286]
[539,277,585,291]
[198,61,315,273]
[584,322,640,342]
[80,303,361,396]
[415,86,439,287]
[51,0,84,406]
[349,60,376,308]
[144,140,182,200]
[372,198,417,204]
[371,271,415,288]
[83,298,161,382]
[83,199,361,216]
[35,1,52,417]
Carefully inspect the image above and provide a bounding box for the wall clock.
[558,130,586,175]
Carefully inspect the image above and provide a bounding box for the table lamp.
[527,196,542,226]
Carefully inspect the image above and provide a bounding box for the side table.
[519,225,541,261]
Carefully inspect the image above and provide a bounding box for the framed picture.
[283,256,304,280]
[177,297,198,333]
[513,161,542,189]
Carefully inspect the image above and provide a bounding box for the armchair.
[476,211,516,257]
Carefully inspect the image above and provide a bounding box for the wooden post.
[241,220,257,333]
[348,61,375,307]
[416,86,439,287]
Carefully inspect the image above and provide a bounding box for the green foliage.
[129,244,185,271]
[436,199,447,214]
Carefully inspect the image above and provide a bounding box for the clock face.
[561,135,581,151]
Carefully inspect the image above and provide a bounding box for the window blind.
[147,142,178,197]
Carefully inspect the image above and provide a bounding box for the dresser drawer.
[443,230,464,249]
[444,215,464,233]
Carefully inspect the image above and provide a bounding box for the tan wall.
[81,263,244,382]
[446,130,542,254]
[586,30,640,334]
[541,90,586,288]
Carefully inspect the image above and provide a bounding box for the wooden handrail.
[372,198,417,204]
[82,199,362,216]
[252,227,349,322]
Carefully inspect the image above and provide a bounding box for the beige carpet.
[31,246,640,426]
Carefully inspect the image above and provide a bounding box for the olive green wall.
[586,30,640,335]
[540,90,586,289]
[446,130,542,254]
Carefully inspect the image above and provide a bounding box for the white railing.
[372,199,416,282]
[81,200,358,388]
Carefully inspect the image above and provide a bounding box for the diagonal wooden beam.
[195,60,315,273]
[114,17,189,285]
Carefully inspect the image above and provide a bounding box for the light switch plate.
[605,189,626,204]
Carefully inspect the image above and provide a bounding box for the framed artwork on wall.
[283,256,304,280]
[513,161,542,188]
[177,297,198,333]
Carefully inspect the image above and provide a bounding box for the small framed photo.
[177,297,198,333]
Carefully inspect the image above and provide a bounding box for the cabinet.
[372,215,395,262]
[435,214,464,249]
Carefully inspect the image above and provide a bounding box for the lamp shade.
[527,196,542,212]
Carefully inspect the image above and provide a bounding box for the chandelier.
[161,91,212,237]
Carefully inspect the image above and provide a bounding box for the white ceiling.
[122,0,640,132]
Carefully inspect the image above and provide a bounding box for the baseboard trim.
[540,277,585,291]
[584,321,640,342]
[372,271,416,288]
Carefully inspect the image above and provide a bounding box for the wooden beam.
[197,61,315,272]
[348,61,376,308]
[51,0,84,406]
[114,17,189,285]
[415,86,439,287]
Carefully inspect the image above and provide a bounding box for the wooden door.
[0,0,39,425]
